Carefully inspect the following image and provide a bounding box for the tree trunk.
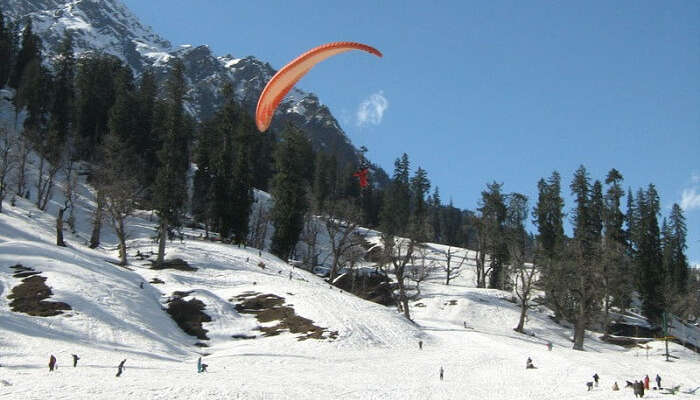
[117,220,127,266]
[89,190,104,249]
[573,311,587,350]
[156,217,168,265]
[396,271,411,320]
[56,207,66,247]
[515,300,528,333]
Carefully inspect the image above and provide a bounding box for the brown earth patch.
[232,292,337,341]
[165,292,211,340]
[151,258,197,271]
[7,265,71,317]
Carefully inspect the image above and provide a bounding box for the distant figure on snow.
[546,341,552,351]
[526,357,536,369]
[655,374,661,389]
[197,357,202,373]
[643,375,650,390]
[419,340,423,350]
[116,359,126,377]
[72,354,80,368]
[439,366,444,381]
[200,363,208,372]
[612,381,619,391]
[586,382,593,391]
[633,381,645,398]
[48,355,56,372]
[593,373,599,386]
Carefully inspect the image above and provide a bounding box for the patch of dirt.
[7,265,71,317]
[165,292,211,340]
[600,335,653,348]
[151,258,197,271]
[233,292,337,341]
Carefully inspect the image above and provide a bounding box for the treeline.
[0,15,470,264]
[0,15,693,341]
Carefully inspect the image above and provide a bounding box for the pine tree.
[269,124,313,259]
[134,68,160,192]
[48,33,75,146]
[567,165,605,350]
[635,184,665,324]
[154,60,191,265]
[533,171,567,319]
[0,10,13,86]
[9,19,41,90]
[602,169,632,334]
[410,166,431,239]
[380,154,410,236]
[477,182,508,289]
[667,204,689,293]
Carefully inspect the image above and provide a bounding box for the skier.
[546,341,552,351]
[419,340,423,350]
[644,375,650,390]
[116,359,126,377]
[593,373,599,387]
[612,381,619,391]
[439,366,444,381]
[48,355,56,372]
[655,374,661,389]
[72,354,79,368]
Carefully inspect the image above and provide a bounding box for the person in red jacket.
[644,375,650,390]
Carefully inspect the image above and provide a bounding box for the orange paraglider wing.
[353,167,369,188]
[255,41,382,132]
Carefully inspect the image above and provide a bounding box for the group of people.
[47,354,126,377]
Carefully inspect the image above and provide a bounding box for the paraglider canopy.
[256,41,383,132]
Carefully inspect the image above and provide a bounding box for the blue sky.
[122,0,700,265]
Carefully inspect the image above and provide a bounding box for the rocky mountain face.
[1,0,383,176]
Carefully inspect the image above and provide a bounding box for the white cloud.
[356,91,388,127]
[680,187,700,211]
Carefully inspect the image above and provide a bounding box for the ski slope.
[0,151,699,399]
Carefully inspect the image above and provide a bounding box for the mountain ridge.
[1,0,383,176]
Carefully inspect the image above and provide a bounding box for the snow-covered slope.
[1,173,700,398]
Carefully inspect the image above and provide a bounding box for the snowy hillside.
[0,152,699,399]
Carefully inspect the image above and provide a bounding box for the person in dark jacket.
[116,359,126,377]
[49,355,56,372]
[72,354,79,367]
[439,366,444,381]
[655,374,661,389]
[593,373,599,386]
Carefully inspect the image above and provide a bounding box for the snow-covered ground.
[1,154,699,399]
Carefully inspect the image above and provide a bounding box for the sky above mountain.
[121,0,700,265]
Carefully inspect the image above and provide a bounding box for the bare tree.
[248,195,271,250]
[89,189,104,249]
[0,126,15,213]
[13,131,30,199]
[56,150,78,247]
[442,246,468,285]
[409,244,438,297]
[299,212,322,270]
[382,233,416,320]
[325,199,362,283]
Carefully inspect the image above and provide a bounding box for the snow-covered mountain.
[0,0,373,172]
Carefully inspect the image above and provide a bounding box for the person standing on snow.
[439,366,444,381]
[593,373,599,386]
[116,359,126,377]
[655,374,661,389]
[72,354,79,367]
[197,356,202,373]
[644,375,650,390]
[49,355,57,372]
